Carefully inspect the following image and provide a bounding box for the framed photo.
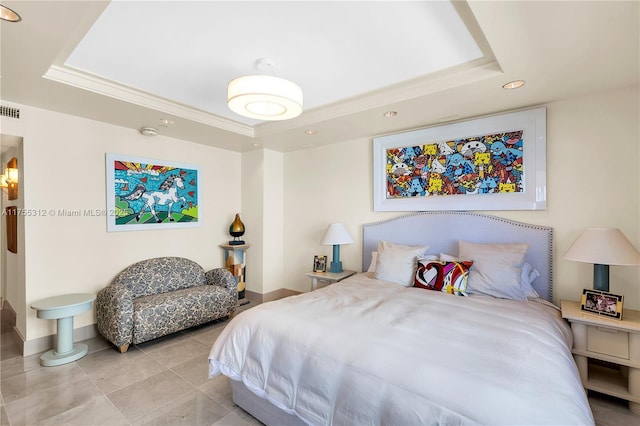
[106,153,200,232]
[313,255,327,273]
[373,107,547,211]
[580,288,624,320]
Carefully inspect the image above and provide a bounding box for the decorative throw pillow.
[459,241,528,300]
[414,258,473,296]
[375,240,429,286]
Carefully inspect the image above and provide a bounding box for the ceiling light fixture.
[502,80,526,90]
[305,130,317,135]
[383,111,398,118]
[228,58,303,121]
[0,5,21,22]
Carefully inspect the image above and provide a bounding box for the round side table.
[30,293,96,366]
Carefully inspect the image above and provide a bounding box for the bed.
[209,212,594,425]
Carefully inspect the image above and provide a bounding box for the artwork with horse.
[123,173,188,223]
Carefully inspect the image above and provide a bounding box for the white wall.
[240,149,284,294]
[283,86,640,309]
[19,105,241,344]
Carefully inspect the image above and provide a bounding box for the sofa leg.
[119,344,129,353]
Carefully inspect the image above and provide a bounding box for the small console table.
[305,270,356,291]
[561,299,640,414]
[31,293,96,366]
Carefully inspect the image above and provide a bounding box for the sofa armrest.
[205,268,238,292]
[95,284,135,350]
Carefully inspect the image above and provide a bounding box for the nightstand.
[305,270,356,291]
[561,299,640,414]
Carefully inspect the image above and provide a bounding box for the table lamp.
[563,227,640,292]
[321,223,355,273]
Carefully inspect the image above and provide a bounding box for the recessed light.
[251,143,261,148]
[159,118,174,127]
[305,130,317,135]
[502,80,526,90]
[0,5,21,22]
[383,111,398,118]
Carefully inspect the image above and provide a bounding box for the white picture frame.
[373,107,546,211]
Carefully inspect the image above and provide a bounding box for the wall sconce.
[0,158,18,200]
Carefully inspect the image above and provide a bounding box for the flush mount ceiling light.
[502,80,526,90]
[228,58,303,121]
[0,4,21,22]
[383,111,398,118]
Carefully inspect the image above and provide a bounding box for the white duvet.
[209,273,594,425]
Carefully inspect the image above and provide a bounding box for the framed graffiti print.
[105,153,200,232]
[373,107,546,212]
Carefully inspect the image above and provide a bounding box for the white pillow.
[443,253,539,299]
[459,241,528,300]
[367,251,378,272]
[375,240,429,286]
[521,262,540,299]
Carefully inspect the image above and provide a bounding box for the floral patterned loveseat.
[96,257,237,353]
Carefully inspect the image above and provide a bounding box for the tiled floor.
[1,304,640,426]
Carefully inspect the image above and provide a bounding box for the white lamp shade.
[563,227,640,266]
[321,223,355,246]
[228,75,303,121]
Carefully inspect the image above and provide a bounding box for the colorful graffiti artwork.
[385,130,524,199]
[106,154,199,231]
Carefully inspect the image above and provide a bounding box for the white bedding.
[209,273,594,425]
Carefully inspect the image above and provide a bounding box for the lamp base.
[329,261,343,274]
[228,240,245,246]
[593,263,610,292]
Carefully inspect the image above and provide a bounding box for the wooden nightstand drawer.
[587,325,629,359]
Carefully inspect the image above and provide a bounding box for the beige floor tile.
[82,335,113,355]
[0,406,8,426]
[143,338,211,368]
[3,375,102,425]
[0,363,86,404]
[34,395,128,425]
[231,407,264,426]
[106,369,193,421]
[0,353,41,381]
[76,344,149,375]
[86,352,166,394]
[131,389,229,425]
[589,392,640,426]
[171,355,212,387]
[212,410,254,426]
[199,375,234,410]
[190,325,226,347]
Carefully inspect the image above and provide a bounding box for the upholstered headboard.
[362,212,554,302]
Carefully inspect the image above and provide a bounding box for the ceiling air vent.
[0,105,20,119]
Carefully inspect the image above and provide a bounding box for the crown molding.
[43,65,255,137]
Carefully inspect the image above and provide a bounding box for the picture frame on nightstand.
[580,288,623,320]
[313,255,327,273]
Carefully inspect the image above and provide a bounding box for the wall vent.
[0,105,20,119]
